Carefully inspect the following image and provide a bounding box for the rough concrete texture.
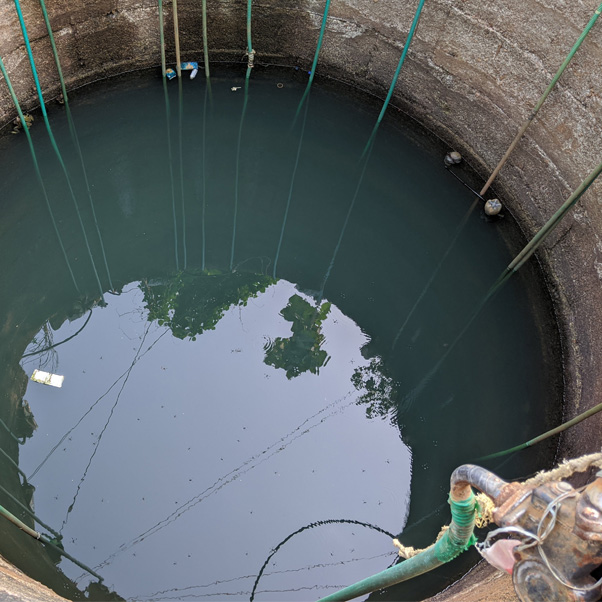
[0,554,68,602]
[0,0,601,600]
[425,560,516,602]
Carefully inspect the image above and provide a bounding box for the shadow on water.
[0,67,562,600]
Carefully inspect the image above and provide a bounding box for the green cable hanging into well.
[38,0,115,292]
[201,0,210,80]
[12,0,105,300]
[361,0,426,158]
[230,0,255,270]
[158,0,180,270]
[392,1,601,350]
[273,0,331,278]
[200,0,211,270]
[178,76,187,268]
[173,0,182,78]
[479,1,602,197]
[292,0,331,124]
[0,55,80,294]
[319,0,426,302]
[398,158,602,416]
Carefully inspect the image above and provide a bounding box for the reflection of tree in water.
[352,357,397,419]
[264,294,331,379]
[141,269,276,340]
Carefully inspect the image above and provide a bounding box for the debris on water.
[231,86,241,92]
[31,369,64,388]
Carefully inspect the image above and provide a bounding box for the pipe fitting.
[484,198,503,216]
[444,151,462,166]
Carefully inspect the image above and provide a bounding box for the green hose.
[318,493,476,602]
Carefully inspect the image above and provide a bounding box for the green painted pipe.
[480,2,602,196]
[492,159,602,290]
[158,0,167,77]
[202,0,210,78]
[481,399,602,460]
[173,0,182,77]
[318,491,476,602]
[246,0,253,56]
[0,503,103,582]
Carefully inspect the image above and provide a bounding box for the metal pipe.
[450,464,508,502]
[0,503,103,581]
[0,482,62,541]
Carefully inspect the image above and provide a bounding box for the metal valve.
[490,475,602,601]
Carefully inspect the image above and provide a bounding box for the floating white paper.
[31,369,64,388]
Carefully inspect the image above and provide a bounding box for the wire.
[22,310,93,358]
[250,518,396,601]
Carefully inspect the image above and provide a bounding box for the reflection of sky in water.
[20,279,411,600]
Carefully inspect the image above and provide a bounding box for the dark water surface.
[0,69,559,600]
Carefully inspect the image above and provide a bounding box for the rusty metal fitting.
[574,477,602,541]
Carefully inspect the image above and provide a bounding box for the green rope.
[13,0,105,299]
[0,54,79,293]
[158,0,180,269]
[293,0,331,124]
[361,0,426,158]
[38,0,115,292]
